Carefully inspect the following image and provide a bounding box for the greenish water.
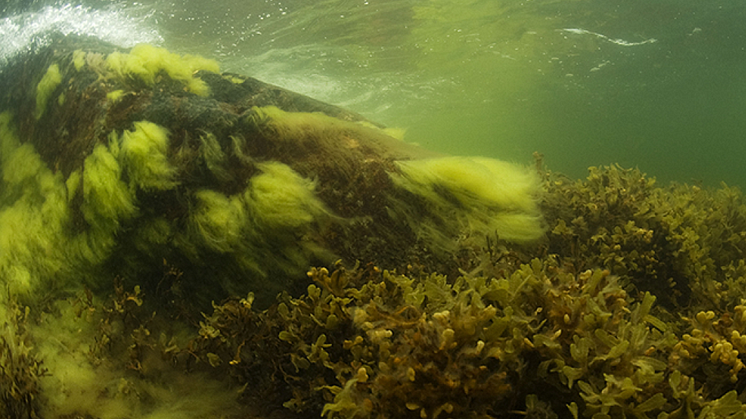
[3,0,745,186]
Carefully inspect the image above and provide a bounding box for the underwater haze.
[2,0,745,187]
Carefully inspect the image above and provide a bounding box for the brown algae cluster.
[190,165,746,419]
[4,39,746,418]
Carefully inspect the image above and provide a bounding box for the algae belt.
[3,33,746,419]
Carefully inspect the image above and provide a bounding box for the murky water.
[2,0,745,187]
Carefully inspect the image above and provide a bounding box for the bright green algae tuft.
[34,63,62,119]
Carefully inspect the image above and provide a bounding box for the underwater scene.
[1,0,746,418]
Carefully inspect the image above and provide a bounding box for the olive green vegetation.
[118,121,178,191]
[0,111,71,294]
[0,32,547,308]
[8,162,746,418]
[181,165,746,419]
[28,282,245,419]
[34,63,62,120]
[0,302,43,419]
[0,106,331,300]
[392,156,545,245]
[0,111,180,297]
[0,42,222,298]
[104,43,219,96]
[185,159,332,277]
[5,39,746,418]
[0,39,550,418]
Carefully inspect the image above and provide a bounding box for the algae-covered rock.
[0,34,545,309]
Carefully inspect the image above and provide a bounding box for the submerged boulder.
[0,34,545,307]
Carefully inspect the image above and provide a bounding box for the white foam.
[0,3,163,67]
[561,28,657,46]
